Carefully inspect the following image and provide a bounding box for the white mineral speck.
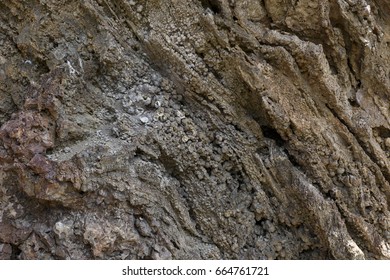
[140,116,149,124]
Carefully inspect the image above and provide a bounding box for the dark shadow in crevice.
[200,0,221,14]
[284,149,300,167]
[10,244,21,260]
[261,125,285,147]
[373,126,390,138]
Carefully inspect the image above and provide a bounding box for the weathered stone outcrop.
[0,0,389,259]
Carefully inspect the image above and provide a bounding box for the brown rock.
[0,0,389,260]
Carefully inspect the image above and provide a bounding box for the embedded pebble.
[385,138,390,149]
[139,116,149,124]
[182,135,189,143]
[136,107,144,115]
[54,221,73,239]
[154,100,161,108]
[337,167,345,175]
[176,110,185,119]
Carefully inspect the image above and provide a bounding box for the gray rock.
[0,0,389,261]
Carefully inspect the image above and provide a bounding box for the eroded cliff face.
[0,0,389,259]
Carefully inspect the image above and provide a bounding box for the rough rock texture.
[0,0,389,260]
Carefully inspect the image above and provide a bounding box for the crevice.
[284,148,300,167]
[259,0,274,27]
[348,98,359,107]
[329,5,363,86]
[200,0,221,14]
[373,126,390,139]
[10,244,21,260]
[334,201,372,257]
[325,103,390,184]
[346,56,359,84]
[255,218,267,227]
[261,125,285,147]
[158,149,180,178]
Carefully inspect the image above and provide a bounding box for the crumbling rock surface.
[0,0,389,259]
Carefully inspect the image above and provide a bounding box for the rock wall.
[0,0,389,259]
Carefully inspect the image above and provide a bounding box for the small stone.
[385,138,390,149]
[136,107,144,115]
[154,100,161,108]
[54,221,73,239]
[336,167,345,175]
[176,110,185,119]
[135,219,152,237]
[347,175,360,188]
[182,135,189,143]
[267,222,276,233]
[122,99,133,107]
[142,96,152,106]
[224,210,233,218]
[275,243,282,252]
[118,85,126,93]
[231,241,239,251]
[158,114,167,122]
[140,116,149,124]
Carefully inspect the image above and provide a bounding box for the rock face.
[0,0,389,260]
